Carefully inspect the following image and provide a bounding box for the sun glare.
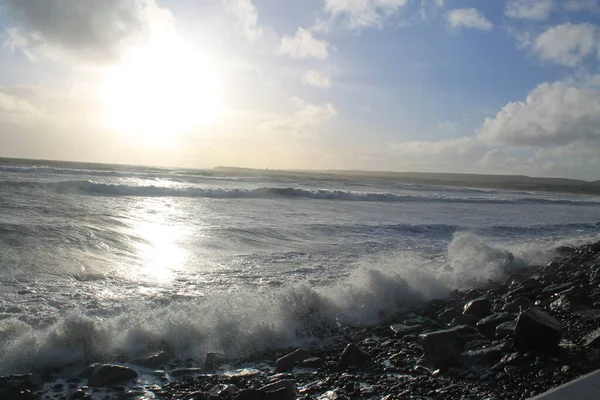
[102,40,224,142]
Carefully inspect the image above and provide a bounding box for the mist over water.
[0,159,599,374]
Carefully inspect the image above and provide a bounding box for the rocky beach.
[2,240,600,400]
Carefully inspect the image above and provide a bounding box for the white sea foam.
[0,231,573,375]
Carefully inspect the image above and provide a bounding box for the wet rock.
[0,374,43,400]
[462,344,505,365]
[68,389,90,400]
[583,328,600,348]
[390,324,423,337]
[169,368,205,377]
[463,298,492,318]
[338,344,371,369]
[514,308,561,352]
[83,364,138,387]
[502,297,533,313]
[239,380,297,400]
[541,282,575,295]
[476,313,515,337]
[300,357,323,368]
[133,351,170,369]
[496,321,516,340]
[275,349,310,372]
[450,314,480,326]
[543,262,560,274]
[438,308,460,325]
[421,325,474,369]
[204,352,228,371]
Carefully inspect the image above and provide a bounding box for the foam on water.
[0,231,584,375]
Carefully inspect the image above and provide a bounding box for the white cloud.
[226,0,263,41]
[533,23,598,66]
[1,0,174,64]
[476,149,517,169]
[446,8,492,31]
[280,28,329,59]
[259,97,337,136]
[0,90,43,120]
[505,0,555,20]
[324,0,409,29]
[479,81,600,148]
[305,70,332,88]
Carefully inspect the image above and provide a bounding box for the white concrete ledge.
[529,370,600,399]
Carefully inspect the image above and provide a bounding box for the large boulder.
[463,298,492,318]
[132,351,170,369]
[420,325,475,369]
[275,349,310,373]
[476,313,515,337]
[83,364,138,387]
[514,308,561,352]
[338,344,371,369]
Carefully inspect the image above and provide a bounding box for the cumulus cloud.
[505,0,555,20]
[0,90,43,120]
[280,28,329,59]
[446,8,492,31]
[305,70,332,88]
[533,23,598,66]
[324,0,409,29]
[1,0,174,64]
[259,97,337,136]
[226,0,263,41]
[476,149,517,169]
[479,81,600,148]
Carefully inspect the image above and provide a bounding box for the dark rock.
[205,352,227,371]
[260,380,297,400]
[0,374,44,400]
[541,282,575,295]
[583,328,600,348]
[462,344,505,365]
[437,308,460,325]
[463,298,492,318]
[514,308,561,352]
[502,297,533,313]
[450,314,480,326]
[338,344,371,369]
[390,324,423,337]
[170,368,205,377]
[420,325,474,369]
[543,262,560,274]
[132,351,170,369]
[68,389,89,400]
[476,313,515,337]
[84,364,138,387]
[300,357,323,368]
[275,349,310,373]
[496,321,516,340]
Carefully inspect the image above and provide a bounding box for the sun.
[102,39,224,142]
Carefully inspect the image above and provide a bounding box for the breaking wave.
[3,179,600,205]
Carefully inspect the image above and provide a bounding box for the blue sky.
[1,0,600,179]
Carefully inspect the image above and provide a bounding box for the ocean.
[0,158,599,376]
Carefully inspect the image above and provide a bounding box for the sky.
[1,0,600,180]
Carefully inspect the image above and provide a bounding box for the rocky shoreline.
[3,240,600,400]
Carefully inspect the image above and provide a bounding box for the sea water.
[0,158,599,374]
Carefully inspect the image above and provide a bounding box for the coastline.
[2,240,600,399]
